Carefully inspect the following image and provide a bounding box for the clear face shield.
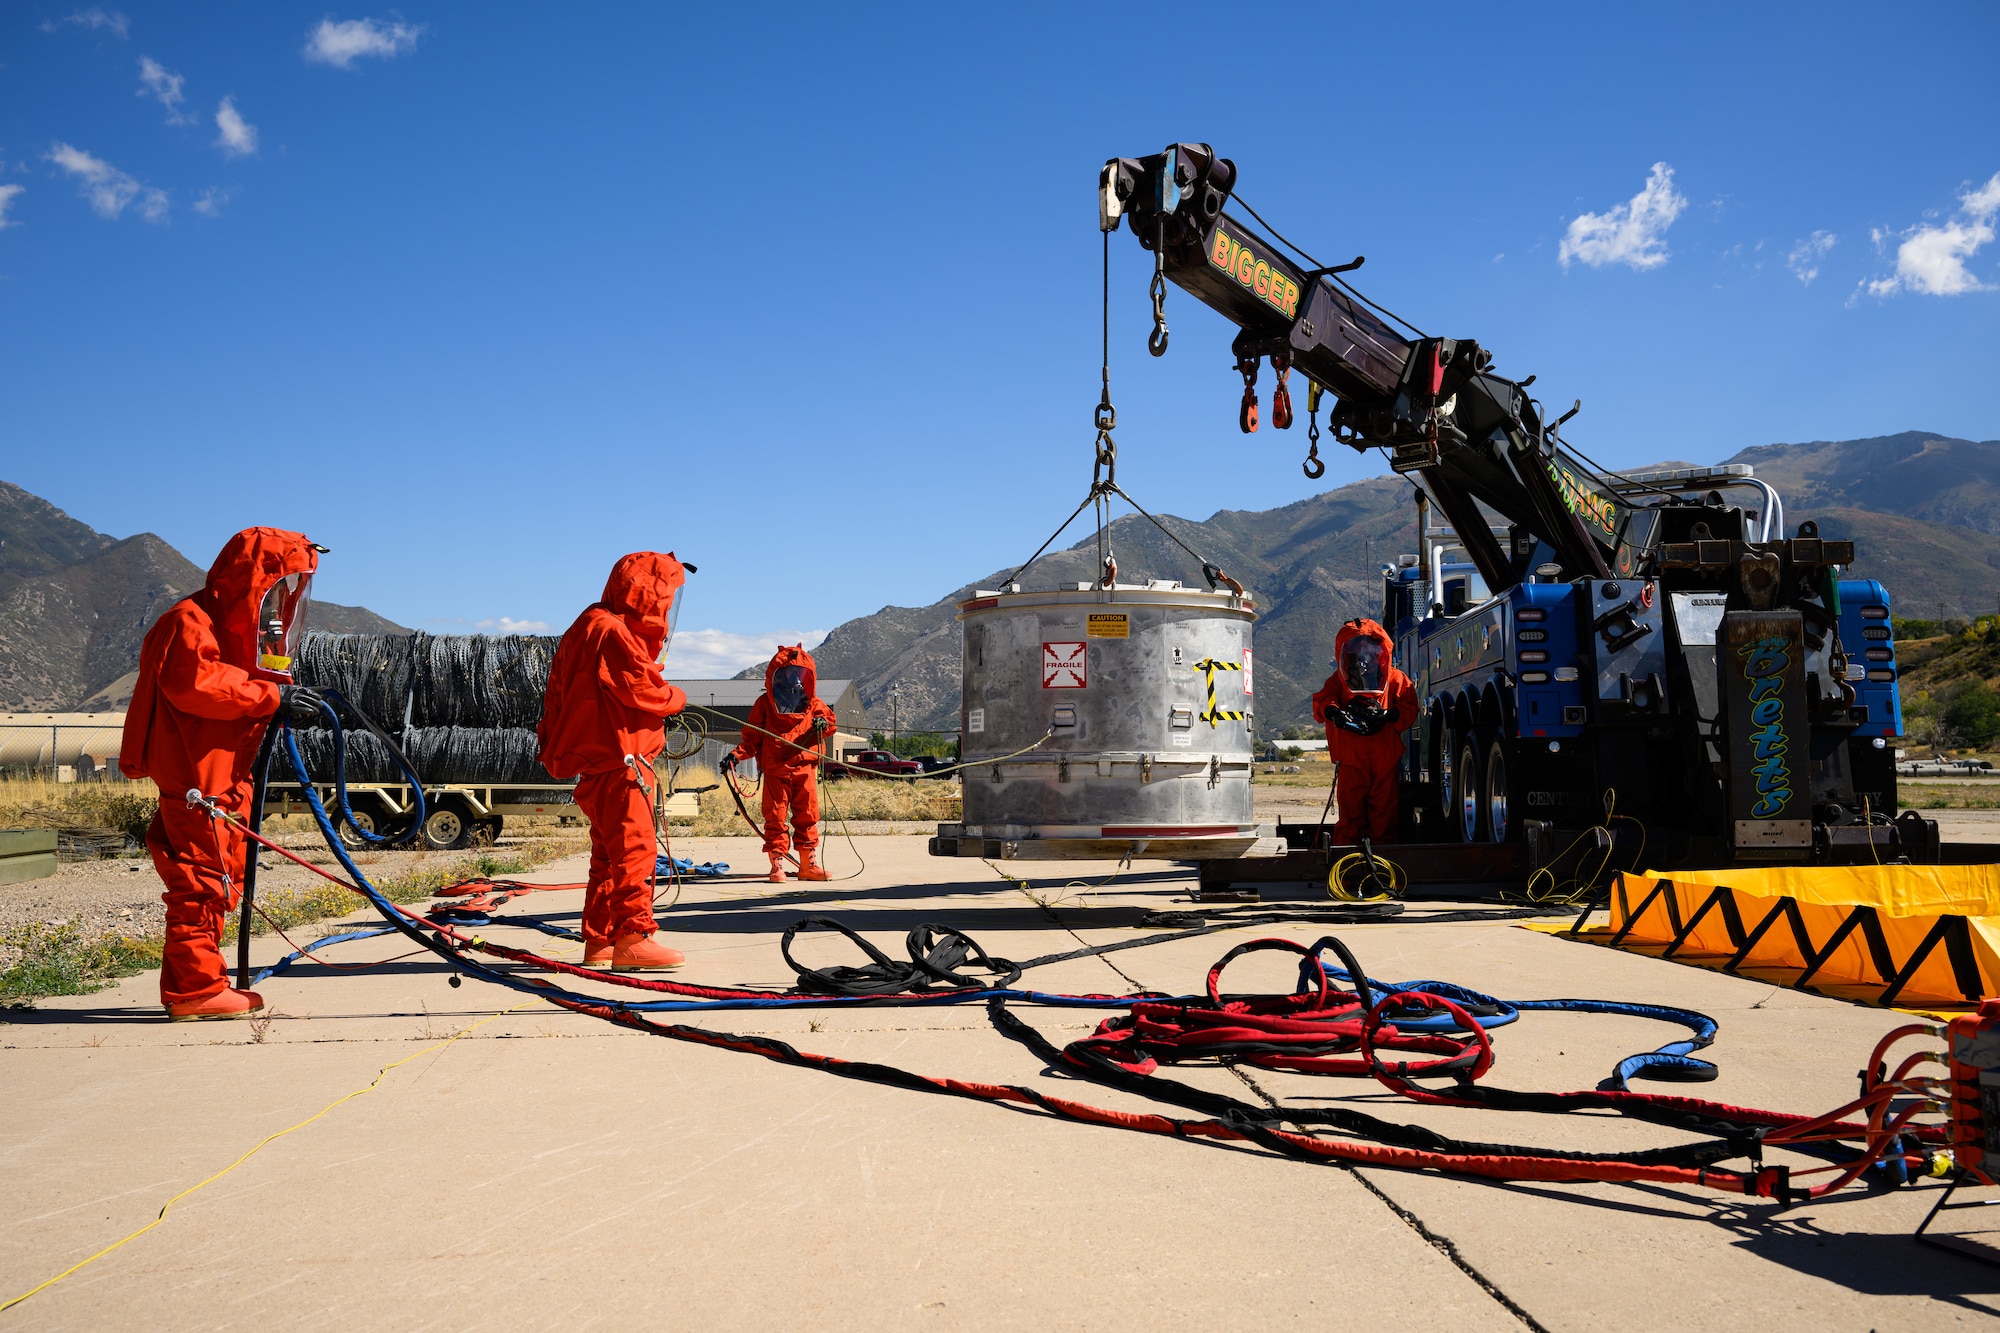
[258,572,312,674]
[772,664,809,715]
[1340,637,1386,695]
[660,583,684,665]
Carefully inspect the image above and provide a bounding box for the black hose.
[235,719,282,991]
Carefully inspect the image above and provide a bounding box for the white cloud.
[1786,230,1836,286]
[42,8,129,38]
[192,186,230,217]
[213,96,258,157]
[136,56,192,124]
[472,616,552,634]
[0,184,23,228]
[304,17,423,68]
[1558,162,1687,271]
[1864,172,2000,298]
[46,142,167,222]
[665,629,829,678]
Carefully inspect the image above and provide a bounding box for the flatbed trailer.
[265,781,698,850]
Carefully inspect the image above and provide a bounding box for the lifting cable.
[1000,230,1243,597]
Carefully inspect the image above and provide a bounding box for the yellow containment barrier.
[1552,864,2000,1009]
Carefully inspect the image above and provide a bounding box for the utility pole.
[890,683,900,742]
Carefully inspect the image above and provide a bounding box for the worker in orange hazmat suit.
[1310,617,1418,845]
[721,645,837,884]
[538,552,691,970]
[118,528,329,1020]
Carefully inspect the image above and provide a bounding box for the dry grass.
[0,777,159,845]
[1900,782,2000,810]
[668,763,962,835]
[0,801,587,1005]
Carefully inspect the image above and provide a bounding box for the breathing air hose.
[207,706,1952,1208]
[233,720,282,992]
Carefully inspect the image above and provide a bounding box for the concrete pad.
[3,834,1994,1328]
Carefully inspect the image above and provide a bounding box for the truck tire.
[422,801,473,851]
[1428,709,1462,843]
[1483,736,1517,843]
[1455,732,1487,842]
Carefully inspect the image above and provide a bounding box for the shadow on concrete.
[1420,1175,2000,1306]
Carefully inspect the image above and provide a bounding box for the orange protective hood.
[1333,617,1394,659]
[194,528,321,672]
[764,644,820,717]
[601,551,686,660]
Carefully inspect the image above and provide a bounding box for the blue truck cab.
[1376,553,1903,845]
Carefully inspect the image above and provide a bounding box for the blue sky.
[4,3,1997,673]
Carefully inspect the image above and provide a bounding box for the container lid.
[957,583,1255,618]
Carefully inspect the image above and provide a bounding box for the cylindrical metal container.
[938,583,1259,861]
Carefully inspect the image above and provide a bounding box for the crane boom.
[1101,143,1634,590]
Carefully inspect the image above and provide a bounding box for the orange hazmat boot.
[612,933,685,971]
[166,987,265,1022]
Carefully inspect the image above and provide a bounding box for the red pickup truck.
[827,749,924,779]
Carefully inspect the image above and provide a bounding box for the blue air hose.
[276,723,1157,1012]
[311,689,427,847]
[271,723,1730,1090]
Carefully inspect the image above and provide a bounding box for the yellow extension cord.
[1,999,541,1315]
[1327,850,1407,902]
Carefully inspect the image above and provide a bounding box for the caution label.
[1086,613,1129,639]
[1042,642,1087,689]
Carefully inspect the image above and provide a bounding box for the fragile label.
[1086,613,1129,639]
[1042,642,1087,689]
[967,708,985,734]
[1243,647,1253,695]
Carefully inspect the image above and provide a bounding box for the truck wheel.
[422,802,472,851]
[1483,736,1516,843]
[1455,733,1486,842]
[1429,711,1462,843]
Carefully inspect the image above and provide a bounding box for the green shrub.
[1,922,162,1006]
[1945,681,2000,749]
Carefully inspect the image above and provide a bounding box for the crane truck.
[1101,142,1922,870]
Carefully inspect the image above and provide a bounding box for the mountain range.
[0,482,406,711]
[804,431,2000,731]
[7,429,1994,722]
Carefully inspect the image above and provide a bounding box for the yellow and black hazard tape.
[1192,657,1245,728]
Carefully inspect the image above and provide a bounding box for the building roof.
[669,678,870,734]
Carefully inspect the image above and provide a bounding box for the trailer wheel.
[1455,733,1486,842]
[336,798,382,851]
[1483,737,1515,843]
[422,802,473,851]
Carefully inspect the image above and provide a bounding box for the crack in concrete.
[1223,1063,1548,1332]
[1033,883,1545,1327]
[1028,892,1145,992]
